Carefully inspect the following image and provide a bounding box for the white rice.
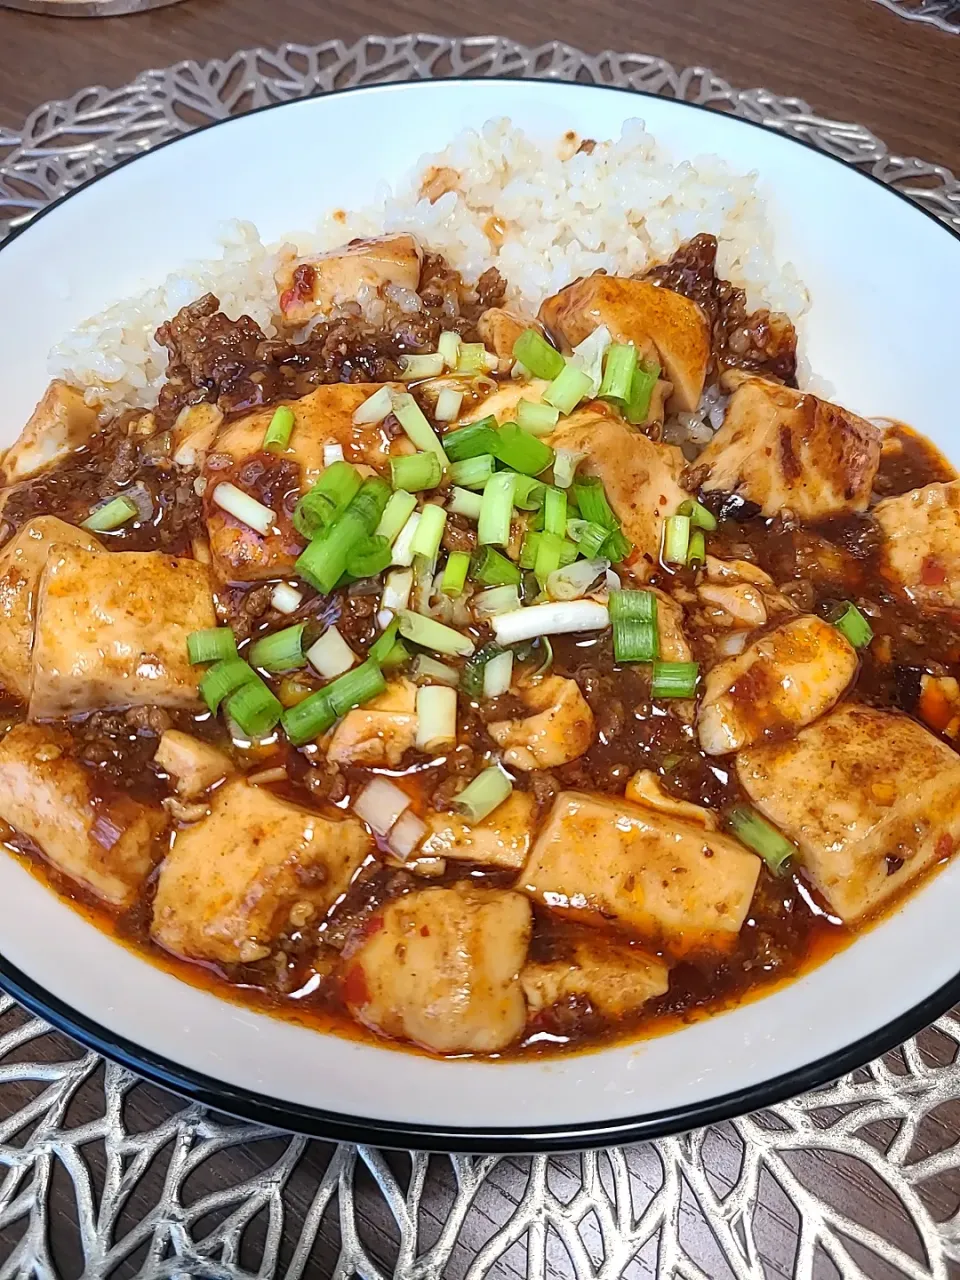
[49,118,809,412]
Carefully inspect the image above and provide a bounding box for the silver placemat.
[2,35,960,1279]
[871,0,960,32]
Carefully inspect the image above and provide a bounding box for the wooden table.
[1,2,959,1277]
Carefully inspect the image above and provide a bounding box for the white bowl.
[1,79,959,1152]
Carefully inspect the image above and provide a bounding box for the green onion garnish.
[441,551,471,597]
[397,610,475,657]
[602,528,633,565]
[650,661,699,699]
[186,627,237,665]
[573,476,618,531]
[368,618,400,665]
[263,405,296,453]
[624,365,659,425]
[553,447,584,490]
[390,451,443,492]
[411,653,459,686]
[450,454,496,490]
[727,806,796,876]
[519,532,578,571]
[456,342,488,374]
[598,342,638,404]
[443,419,498,462]
[516,399,561,435]
[543,363,594,416]
[512,329,565,381]
[447,487,483,521]
[281,690,337,745]
[438,330,461,368]
[401,352,445,380]
[345,534,392,579]
[473,585,521,618]
[294,477,390,594]
[199,658,257,713]
[410,503,447,562]
[381,639,410,669]
[478,472,516,548]
[376,490,418,544]
[534,531,564,582]
[226,676,283,739]
[453,765,514,823]
[470,546,521,587]
[512,476,547,511]
[81,495,139,532]
[391,392,449,463]
[662,514,691,566]
[293,461,362,540]
[325,659,387,717]
[687,530,706,568]
[831,603,874,649]
[460,642,506,698]
[492,424,555,476]
[248,623,307,673]
[543,487,567,538]
[567,518,609,559]
[678,498,718,532]
[610,590,659,664]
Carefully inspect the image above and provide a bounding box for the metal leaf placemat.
[2,35,960,1280]
[871,0,960,32]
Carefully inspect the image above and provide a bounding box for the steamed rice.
[49,118,809,412]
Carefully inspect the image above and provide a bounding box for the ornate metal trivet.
[871,0,960,33]
[1,35,960,1278]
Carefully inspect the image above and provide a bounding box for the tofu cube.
[874,479,960,610]
[30,547,216,718]
[420,790,536,869]
[275,233,423,328]
[2,381,99,484]
[0,722,164,907]
[522,934,669,1019]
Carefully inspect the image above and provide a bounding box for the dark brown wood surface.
[1,1,959,1276]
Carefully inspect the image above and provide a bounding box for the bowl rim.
[3,75,960,1153]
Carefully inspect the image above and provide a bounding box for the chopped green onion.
[391,511,421,567]
[546,558,609,601]
[325,659,387,717]
[391,392,448,463]
[650,661,699,699]
[516,399,561,435]
[473,585,521,618]
[512,329,565,381]
[211,483,275,536]
[401,352,445,380]
[492,599,609,645]
[453,765,514,823]
[226,677,282,739]
[543,363,594,415]
[270,583,303,615]
[534,531,564,582]
[293,462,362,540]
[470,546,521,587]
[81,495,140,533]
[263,405,295,453]
[610,589,657,622]
[482,648,514,699]
[280,690,337,745]
[381,639,410,669]
[599,343,638,404]
[613,617,658,663]
[411,653,459,686]
[368,618,400,665]
[624,365,659,425]
[346,534,392,578]
[306,625,357,678]
[434,387,463,422]
[460,642,506,698]
[478,472,516,548]
[390,451,443,492]
[727,806,796,875]
[831,603,874,649]
[443,420,498,462]
[678,498,719,532]
[687,530,706,568]
[569,325,611,396]
[574,477,618,531]
[519,532,577,571]
[662,515,691,566]
[491,424,555,476]
[353,776,412,836]
[553,447,585,490]
[376,490,418,544]
[450,454,496,490]
[457,342,488,374]
[410,503,448,562]
[567,518,609,559]
[381,568,413,615]
[294,477,390,594]
[441,550,471,597]
[323,443,345,466]
[352,385,394,425]
[447,487,483,520]
[543,487,567,538]
[397,609,475,657]
[415,684,457,751]
[602,528,633,565]
[512,476,546,511]
[199,658,257,713]
[411,552,438,614]
[249,623,307,673]
[438,330,461,368]
[186,627,237,665]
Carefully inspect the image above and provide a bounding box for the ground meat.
[218,584,275,642]
[442,516,477,554]
[302,760,347,805]
[322,864,415,951]
[643,234,798,386]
